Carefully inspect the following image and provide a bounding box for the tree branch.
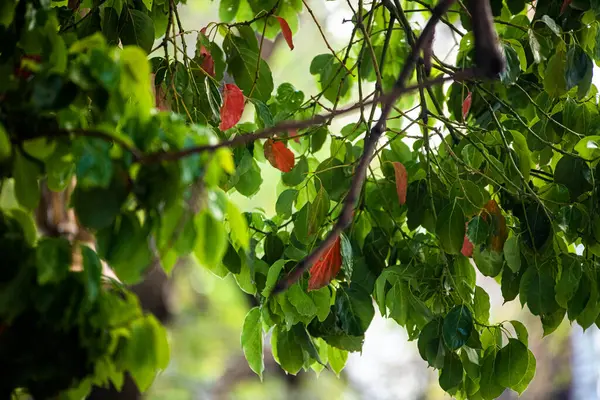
[273,0,459,294]
[137,73,469,164]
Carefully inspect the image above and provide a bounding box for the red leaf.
[199,27,215,77]
[560,0,572,14]
[392,161,408,205]
[264,139,295,172]
[15,54,41,79]
[276,16,294,50]
[462,91,472,121]
[219,84,245,131]
[308,237,342,291]
[461,233,474,257]
[289,129,300,143]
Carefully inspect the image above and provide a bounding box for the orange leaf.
[560,0,572,14]
[481,200,508,252]
[308,237,342,291]
[392,162,408,205]
[219,84,245,131]
[264,139,295,172]
[462,91,472,121]
[276,16,294,50]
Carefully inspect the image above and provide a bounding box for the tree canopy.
[1,0,599,398]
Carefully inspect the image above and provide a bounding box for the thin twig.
[273,0,459,293]
[302,0,354,76]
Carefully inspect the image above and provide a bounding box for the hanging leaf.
[560,0,572,14]
[276,16,294,50]
[264,139,295,172]
[462,91,472,121]
[442,305,473,350]
[219,83,245,130]
[391,161,408,205]
[308,236,342,290]
[495,339,529,388]
[436,203,466,255]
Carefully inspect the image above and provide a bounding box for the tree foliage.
[1,0,600,398]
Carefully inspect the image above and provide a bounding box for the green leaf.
[510,320,529,346]
[335,284,375,336]
[287,284,317,317]
[460,347,480,380]
[97,212,153,283]
[227,200,250,249]
[473,286,490,324]
[308,186,329,236]
[35,237,72,285]
[451,180,488,217]
[122,317,163,391]
[241,307,264,379]
[479,350,505,400]
[282,157,308,186]
[386,281,409,325]
[7,209,37,246]
[555,155,593,201]
[224,34,274,102]
[473,246,503,277]
[522,266,559,316]
[439,351,464,392]
[194,211,228,271]
[500,44,521,85]
[327,346,348,377]
[542,307,566,336]
[13,150,41,210]
[575,136,600,160]
[81,244,102,302]
[310,54,352,103]
[418,318,445,369]
[565,46,593,91]
[503,236,521,273]
[73,178,127,231]
[461,144,484,170]
[539,15,561,36]
[567,272,591,321]
[340,233,353,278]
[119,8,155,53]
[0,124,10,161]
[556,256,582,309]
[544,49,567,97]
[467,216,490,246]
[262,260,286,297]
[74,137,113,188]
[510,130,531,181]
[452,256,476,301]
[219,0,240,22]
[272,326,304,375]
[495,339,529,388]
[442,305,473,350]
[251,98,274,128]
[436,203,466,255]
[512,349,536,394]
[315,157,349,201]
[276,189,297,218]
